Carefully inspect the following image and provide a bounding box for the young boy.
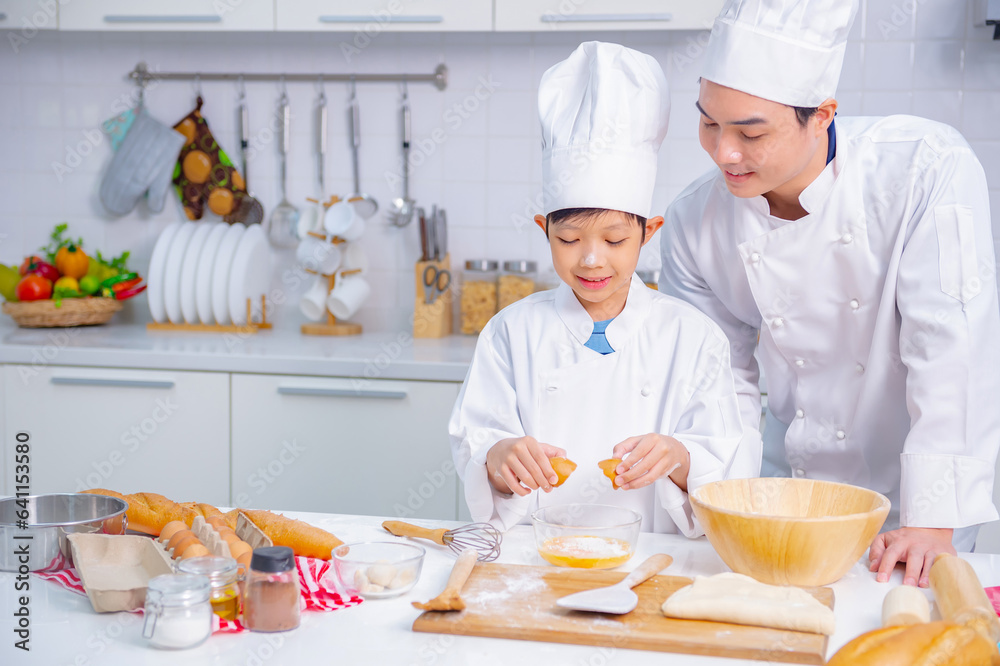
[449,42,750,536]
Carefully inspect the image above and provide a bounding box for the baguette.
[225,508,344,559]
[81,489,198,536]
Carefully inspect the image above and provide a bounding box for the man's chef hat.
[539,41,669,219]
[701,0,859,108]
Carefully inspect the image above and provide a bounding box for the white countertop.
[6,510,1000,666]
[0,321,477,382]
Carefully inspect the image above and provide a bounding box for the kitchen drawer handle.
[319,15,443,24]
[277,386,407,400]
[540,13,673,23]
[51,377,175,389]
[103,15,223,24]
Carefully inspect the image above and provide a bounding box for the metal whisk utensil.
[382,520,502,562]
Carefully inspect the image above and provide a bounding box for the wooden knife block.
[414,254,452,339]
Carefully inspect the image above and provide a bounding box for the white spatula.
[556,553,673,614]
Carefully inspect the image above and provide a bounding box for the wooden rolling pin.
[881,584,931,627]
[929,553,1000,644]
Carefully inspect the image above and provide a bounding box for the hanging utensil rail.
[128,62,448,90]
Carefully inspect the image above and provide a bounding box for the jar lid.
[250,546,295,573]
[146,574,211,605]
[177,556,238,582]
[502,260,537,273]
[465,259,498,272]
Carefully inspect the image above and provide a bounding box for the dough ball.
[388,566,416,590]
[182,150,212,184]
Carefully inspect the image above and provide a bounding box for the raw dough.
[661,572,835,635]
[367,562,397,587]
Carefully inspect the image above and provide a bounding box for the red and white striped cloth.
[34,555,363,634]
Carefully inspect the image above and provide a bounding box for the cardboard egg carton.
[68,534,174,613]
[162,515,272,561]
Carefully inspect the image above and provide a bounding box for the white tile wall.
[0,1,998,333]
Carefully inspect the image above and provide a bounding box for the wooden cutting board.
[413,563,834,664]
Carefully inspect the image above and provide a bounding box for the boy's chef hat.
[539,41,669,219]
[701,0,859,108]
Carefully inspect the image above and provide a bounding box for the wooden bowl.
[690,478,890,587]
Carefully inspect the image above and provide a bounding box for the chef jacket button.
[793,468,806,478]
[772,317,784,328]
[794,359,805,367]
[849,299,860,310]
[547,385,558,392]
[841,232,854,244]
[640,385,651,397]
[750,252,761,264]
[835,430,846,440]
[795,408,805,419]
[856,363,865,374]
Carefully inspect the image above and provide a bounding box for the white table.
[5,511,1000,665]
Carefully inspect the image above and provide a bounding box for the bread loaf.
[81,489,198,536]
[225,509,343,559]
[827,621,1000,666]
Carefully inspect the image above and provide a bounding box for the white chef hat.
[539,41,669,219]
[701,0,859,108]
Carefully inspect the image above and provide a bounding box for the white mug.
[339,242,369,275]
[324,201,366,241]
[299,275,330,321]
[326,275,371,320]
[296,236,341,276]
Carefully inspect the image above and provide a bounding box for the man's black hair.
[792,106,819,127]
[545,208,647,244]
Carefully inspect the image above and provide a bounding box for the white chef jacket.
[660,115,1000,545]
[449,274,746,537]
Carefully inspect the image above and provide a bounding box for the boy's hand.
[612,434,690,491]
[486,437,566,496]
[869,527,955,588]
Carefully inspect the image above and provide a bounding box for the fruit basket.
[3,297,123,328]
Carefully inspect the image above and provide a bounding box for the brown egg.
[206,516,228,529]
[220,532,242,548]
[171,535,202,558]
[159,521,188,543]
[228,541,252,561]
[167,530,196,551]
[182,150,212,184]
[175,118,197,144]
[215,525,236,537]
[236,551,253,575]
[207,188,234,216]
[180,544,211,560]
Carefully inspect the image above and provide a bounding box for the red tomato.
[15,274,52,301]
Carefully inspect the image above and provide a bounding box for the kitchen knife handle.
[383,520,449,546]
[620,553,673,589]
[929,553,1000,643]
[881,585,930,627]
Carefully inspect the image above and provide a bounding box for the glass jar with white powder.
[142,574,213,649]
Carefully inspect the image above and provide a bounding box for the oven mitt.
[172,96,256,221]
[99,109,186,216]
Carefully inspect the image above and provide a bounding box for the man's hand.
[612,434,690,491]
[869,527,956,587]
[485,437,566,496]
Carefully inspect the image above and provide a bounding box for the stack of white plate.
[147,221,270,326]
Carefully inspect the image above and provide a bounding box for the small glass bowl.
[531,504,642,569]
[332,541,425,599]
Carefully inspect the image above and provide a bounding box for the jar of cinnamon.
[243,546,300,632]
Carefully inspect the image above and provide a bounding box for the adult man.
[660,0,1000,587]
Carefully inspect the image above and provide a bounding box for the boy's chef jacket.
[450,274,746,536]
[660,116,1000,545]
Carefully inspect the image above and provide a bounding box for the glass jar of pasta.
[460,260,499,335]
[497,260,538,311]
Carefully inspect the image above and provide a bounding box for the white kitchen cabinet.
[276,0,492,32]
[495,0,724,31]
[59,0,274,31]
[231,374,460,520]
[0,0,59,30]
[1,365,230,505]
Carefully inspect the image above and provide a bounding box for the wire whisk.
[382,520,502,562]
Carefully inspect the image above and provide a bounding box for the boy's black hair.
[792,106,819,127]
[545,208,647,244]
